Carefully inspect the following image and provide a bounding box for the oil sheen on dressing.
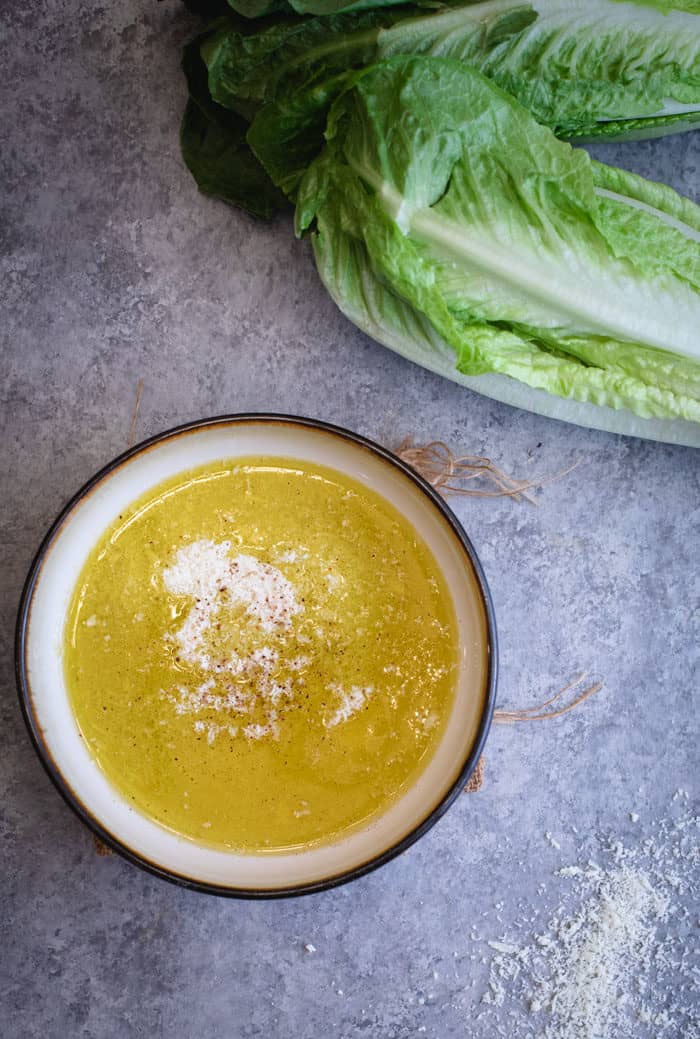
[64,457,459,852]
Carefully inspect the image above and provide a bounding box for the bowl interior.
[21,418,493,893]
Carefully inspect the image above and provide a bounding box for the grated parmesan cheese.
[193,719,238,745]
[478,803,699,1038]
[243,713,280,741]
[288,655,310,671]
[163,539,303,667]
[160,540,309,741]
[275,547,310,564]
[324,685,374,728]
[159,539,382,745]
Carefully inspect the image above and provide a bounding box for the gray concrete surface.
[1,2,698,1037]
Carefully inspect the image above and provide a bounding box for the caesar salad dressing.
[64,457,462,853]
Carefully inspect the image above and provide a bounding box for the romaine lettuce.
[182,1,700,213]
[180,28,288,218]
[202,0,700,164]
[296,57,700,427]
[223,0,700,18]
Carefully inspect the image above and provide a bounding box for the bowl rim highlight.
[16,414,498,898]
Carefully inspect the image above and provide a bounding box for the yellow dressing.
[64,456,459,852]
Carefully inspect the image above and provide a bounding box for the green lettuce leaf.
[478,0,700,138]
[204,1,700,132]
[222,0,700,19]
[224,0,417,15]
[180,32,288,218]
[572,111,700,144]
[310,187,700,445]
[296,57,700,425]
[200,7,405,111]
[189,1,700,217]
[198,0,700,202]
[610,0,700,12]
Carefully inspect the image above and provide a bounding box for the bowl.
[16,415,497,896]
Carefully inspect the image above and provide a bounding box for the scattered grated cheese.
[163,539,303,668]
[158,538,384,745]
[243,709,280,741]
[479,804,698,1038]
[288,655,310,671]
[265,678,294,705]
[275,548,310,564]
[160,540,311,741]
[324,685,374,728]
[277,549,299,564]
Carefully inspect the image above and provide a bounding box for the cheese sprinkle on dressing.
[64,456,459,852]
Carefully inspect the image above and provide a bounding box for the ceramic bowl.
[16,415,497,896]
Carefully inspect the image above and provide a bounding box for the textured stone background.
[1,3,698,1037]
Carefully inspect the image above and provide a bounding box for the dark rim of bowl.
[16,413,498,899]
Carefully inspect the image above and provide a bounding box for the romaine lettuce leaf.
[296,57,700,425]
[180,31,288,218]
[221,0,700,19]
[200,7,405,112]
[310,195,700,445]
[188,1,700,218]
[206,0,700,137]
[610,0,700,11]
[479,1,700,138]
[198,0,700,202]
[224,0,419,14]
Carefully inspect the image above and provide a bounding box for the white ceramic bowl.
[17,415,497,897]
